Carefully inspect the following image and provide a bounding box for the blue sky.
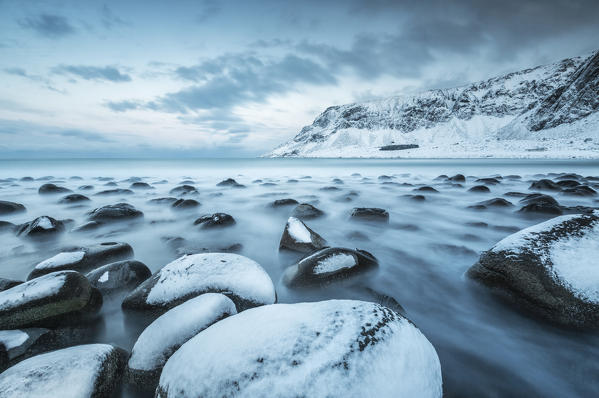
[1,0,598,158]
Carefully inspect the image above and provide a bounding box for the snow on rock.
[279,217,327,253]
[122,253,276,314]
[0,344,126,398]
[157,300,442,398]
[127,293,237,391]
[86,260,151,294]
[283,247,378,288]
[468,211,599,328]
[15,216,65,238]
[28,242,133,280]
[0,328,49,368]
[0,271,102,329]
[0,330,28,351]
[267,50,599,159]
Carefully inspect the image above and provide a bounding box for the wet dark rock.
[104,181,118,186]
[449,174,466,182]
[504,191,527,197]
[78,185,94,191]
[270,198,299,208]
[413,186,439,193]
[19,177,34,182]
[28,242,134,280]
[505,175,522,179]
[283,247,378,288]
[130,182,153,190]
[0,221,16,234]
[0,278,22,292]
[467,212,599,329]
[319,186,341,191]
[0,201,25,215]
[260,182,277,187]
[194,213,235,229]
[171,199,201,210]
[95,188,134,196]
[561,185,597,196]
[402,194,426,201]
[169,185,198,196]
[469,198,513,210]
[518,193,562,215]
[556,180,581,188]
[216,178,245,188]
[15,216,65,238]
[350,207,389,222]
[71,221,102,232]
[476,178,501,185]
[332,178,344,184]
[86,260,151,294]
[287,179,299,183]
[279,217,327,253]
[555,173,583,181]
[468,185,490,193]
[69,176,83,180]
[58,194,90,204]
[529,179,562,191]
[88,203,144,223]
[378,175,393,181]
[0,271,102,329]
[148,197,178,205]
[291,203,325,220]
[38,183,71,195]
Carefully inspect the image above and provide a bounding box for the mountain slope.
[268,51,599,158]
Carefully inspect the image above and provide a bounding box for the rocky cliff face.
[268,51,599,158]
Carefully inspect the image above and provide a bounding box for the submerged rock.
[95,188,134,196]
[28,242,133,279]
[270,198,299,208]
[529,179,562,191]
[127,293,236,391]
[38,183,71,195]
[216,178,245,188]
[0,221,16,234]
[0,201,25,215]
[283,247,378,288]
[0,344,127,398]
[518,193,562,215]
[130,182,153,190]
[449,174,466,182]
[414,186,439,193]
[15,216,65,238]
[88,203,143,223]
[562,185,597,196]
[350,207,389,222]
[291,203,324,220]
[279,217,327,253]
[58,193,90,204]
[169,185,198,196]
[171,199,201,210]
[467,212,599,328]
[148,197,178,205]
[86,260,151,294]
[194,213,235,229]
[156,300,442,398]
[122,253,276,314]
[0,271,102,329]
[468,185,491,193]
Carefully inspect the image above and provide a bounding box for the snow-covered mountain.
[267,51,599,158]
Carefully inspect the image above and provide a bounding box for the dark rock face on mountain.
[268,50,599,158]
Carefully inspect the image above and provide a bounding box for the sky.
[1,0,598,158]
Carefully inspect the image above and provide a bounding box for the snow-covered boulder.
[127,293,236,391]
[0,271,102,329]
[467,211,599,328]
[283,247,378,288]
[28,242,133,280]
[86,260,151,294]
[87,203,143,223]
[279,217,327,253]
[0,328,49,371]
[15,216,65,238]
[291,203,324,220]
[0,344,127,398]
[122,253,276,314]
[157,300,442,398]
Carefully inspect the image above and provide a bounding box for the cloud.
[196,0,221,23]
[104,100,142,112]
[101,5,128,29]
[19,14,75,38]
[52,65,132,82]
[3,67,65,93]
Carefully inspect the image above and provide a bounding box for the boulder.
[194,213,235,229]
[279,217,327,253]
[350,207,389,222]
[468,198,513,210]
[529,179,562,191]
[156,300,442,398]
[562,186,597,196]
[58,194,90,204]
[148,197,178,205]
[518,193,562,215]
[0,344,127,398]
[78,185,94,191]
[216,178,245,188]
[270,198,299,208]
[0,328,49,371]
[171,199,201,210]
[28,242,134,280]
[127,293,236,391]
[0,271,102,329]
[413,186,439,193]
[169,185,198,196]
[291,203,324,220]
[468,185,490,193]
[449,174,466,182]
[38,184,71,195]
[86,260,151,294]
[87,203,143,223]
[95,188,134,196]
[475,178,501,185]
[0,201,25,215]
[130,182,153,190]
[283,247,378,288]
[0,221,16,234]
[15,216,65,238]
[467,212,599,328]
[122,253,276,314]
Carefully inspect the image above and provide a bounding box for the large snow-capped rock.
[122,253,276,314]
[467,211,599,328]
[156,300,442,398]
[0,344,126,398]
[268,50,599,158]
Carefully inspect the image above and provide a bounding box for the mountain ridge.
[267,50,599,158]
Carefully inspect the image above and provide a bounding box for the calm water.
[1,158,598,397]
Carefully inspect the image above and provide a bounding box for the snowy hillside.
[267,51,599,158]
